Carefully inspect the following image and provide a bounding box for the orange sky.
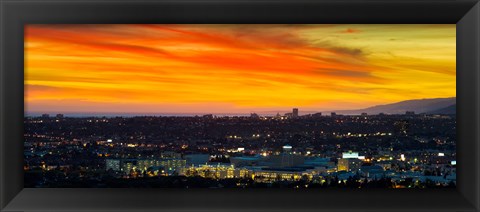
[25,24,456,115]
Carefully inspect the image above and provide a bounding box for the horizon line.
[25,96,457,117]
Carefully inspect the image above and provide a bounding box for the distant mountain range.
[331,97,456,115]
[426,104,456,115]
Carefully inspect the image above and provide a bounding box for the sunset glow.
[25,24,456,115]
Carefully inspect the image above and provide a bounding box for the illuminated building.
[282,145,293,168]
[181,164,251,179]
[338,158,362,172]
[105,158,186,175]
[337,158,349,171]
[122,160,137,173]
[347,159,362,171]
[161,151,182,159]
[106,159,121,171]
[342,151,359,159]
[252,168,314,182]
[157,159,186,172]
[278,145,305,167]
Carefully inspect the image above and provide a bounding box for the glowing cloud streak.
[25,24,455,115]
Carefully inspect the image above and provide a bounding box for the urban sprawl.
[24,109,456,188]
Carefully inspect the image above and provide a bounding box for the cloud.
[339,28,361,33]
[24,24,456,113]
[317,69,373,78]
[328,46,365,57]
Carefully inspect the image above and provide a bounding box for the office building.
[293,108,299,117]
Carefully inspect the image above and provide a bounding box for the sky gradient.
[25,24,456,115]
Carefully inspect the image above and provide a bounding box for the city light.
[24,108,457,188]
[343,151,359,159]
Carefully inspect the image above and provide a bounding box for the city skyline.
[25,24,455,114]
[26,96,457,117]
[24,112,457,188]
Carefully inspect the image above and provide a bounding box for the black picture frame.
[1,0,479,211]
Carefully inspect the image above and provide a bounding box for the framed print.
[1,0,479,211]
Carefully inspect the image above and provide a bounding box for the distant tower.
[292,108,299,118]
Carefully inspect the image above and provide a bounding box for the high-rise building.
[56,114,64,119]
[348,159,362,172]
[292,108,299,117]
[337,158,362,172]
[281,145,293,167]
